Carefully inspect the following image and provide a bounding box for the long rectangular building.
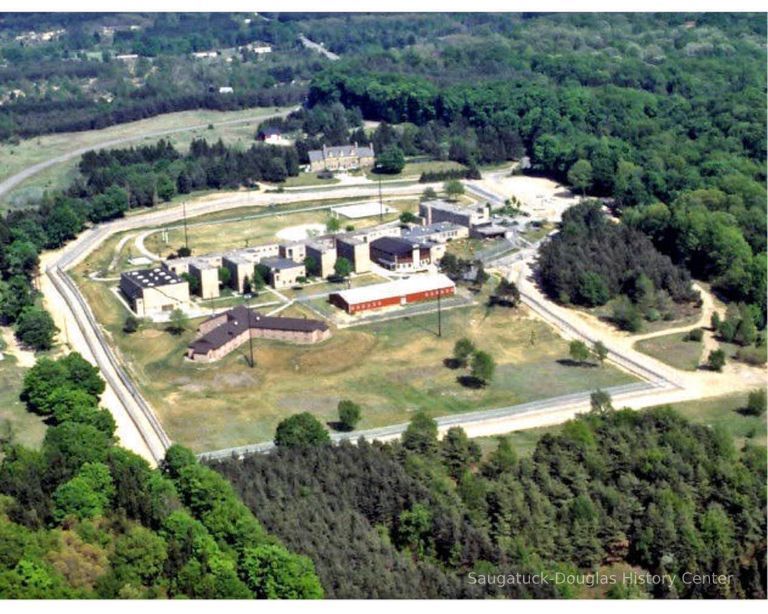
[328,274,455,314]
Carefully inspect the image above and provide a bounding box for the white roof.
[333,274,455,305]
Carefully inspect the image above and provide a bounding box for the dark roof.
[121,268,185,299]
[261,256,303,271]
[189,306,328,354]
[259,126,281,137]
[370,236,424,257]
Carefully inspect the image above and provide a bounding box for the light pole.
[378,172,383,222]
[437,291,442,338]
[247,308,256,369]
[182,201,189,251]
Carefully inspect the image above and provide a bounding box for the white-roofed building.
[328,274,455,314]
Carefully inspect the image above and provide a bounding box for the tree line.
[211,402,767,598]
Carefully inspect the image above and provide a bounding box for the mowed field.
[0,106,289,210]
[141,199,416,259]
[72,263,637,452]
[635,332,703,371]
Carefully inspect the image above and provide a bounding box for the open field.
[635,332,703,371]
[141,198,417,259]
[365,159,466,181]
[71,265,637,452]
[0,355,47,451]
[0,106,289,210]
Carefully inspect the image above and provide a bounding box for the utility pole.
[247,306,256,369]
[182,201,189,250]
[378,174,383,222]
[437,291,442,338]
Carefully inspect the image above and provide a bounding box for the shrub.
[685,328,703,342]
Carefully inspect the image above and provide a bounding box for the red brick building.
[329,274,455,314]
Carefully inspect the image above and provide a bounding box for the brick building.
[369,236,445,272]
[329,274,455,314]
[187,305,331,362]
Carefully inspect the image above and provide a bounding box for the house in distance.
[308,143,375,172]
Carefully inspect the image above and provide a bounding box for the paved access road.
[40,181,428,464]
[35,168,765,465]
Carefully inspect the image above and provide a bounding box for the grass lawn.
[282,173,340,188]
[635,332,703,371]
[72,264,637,453]
[0,106,288,211]
[475,424,564,459]
[520,222,555,243]
[366,160,466,181]
[141,199,417,259]
[445,238,488,259]
[650,392,766,449]
[0,355,46,450]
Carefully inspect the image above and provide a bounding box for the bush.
[419,167,480,183]
[685,328,703,342]
[743,388,766,416]
[707,349,726,372]
[123,315,140,334]
[274,413,330,447]
[337,400,362,432]
[15,307,58,351]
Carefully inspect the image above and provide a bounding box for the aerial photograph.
[0,3,765,607]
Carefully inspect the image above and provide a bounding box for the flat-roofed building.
[369,236,443,272]
[187,305,330,362]
[335,235,371,273]
[187,260,220,299]
[419,199,490,228]
[329,274,455,315]
[222,254,253,293]
[402,222,469,243]
[305,239,338,278]
[279,242,307,263]
[260,257,306,289]
[120,268,190,317]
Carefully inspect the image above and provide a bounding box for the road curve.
[40,182,427,464]
[0,107,298,202]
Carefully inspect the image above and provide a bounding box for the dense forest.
[212,406,767,599]
[0,353,322,598]
[538,202,698,324]
[303,13,766,323]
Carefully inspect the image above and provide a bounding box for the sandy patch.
[0,325,36,368]
[276,223,326,241]
[477,174,581,223]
